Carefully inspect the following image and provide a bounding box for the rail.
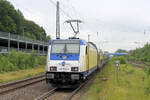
[128,60,149,69]
[35,88,57,100]
[0,74,45,94]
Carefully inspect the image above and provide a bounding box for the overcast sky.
[8,0,150,52]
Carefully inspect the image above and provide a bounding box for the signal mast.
[56,1,60,39]
[56,1,82,39]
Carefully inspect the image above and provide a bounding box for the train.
[46,38,101,87]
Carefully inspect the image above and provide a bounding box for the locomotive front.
[46,39,85,86]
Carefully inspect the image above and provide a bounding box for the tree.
[115,49,128,53]
[128,43,150,63]
[0,0,51,42]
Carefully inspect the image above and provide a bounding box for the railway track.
[35,87,57,100]
[128,60,149,69]
[35,71,98,100]
[0,74,45,95]
[64,81,88,100]
[35,82,87,100]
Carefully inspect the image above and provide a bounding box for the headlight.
[50,66,57,71]
[71,67,78,71]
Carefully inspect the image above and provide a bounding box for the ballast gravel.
[0,81,52,100]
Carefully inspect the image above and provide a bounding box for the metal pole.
[8,33,10,54]
[38,44,40,56]
[43,45,44,55]
[77,21,79,33]
[17,35,19,52]
[88,34,90,42]
[32,43,34,51]
[23,27,24,36]
[25,41,27,53]
[56,1,60,39]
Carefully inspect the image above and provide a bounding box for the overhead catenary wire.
[47,0,86,39]
[64,0,85,21]
[12,0,107,51]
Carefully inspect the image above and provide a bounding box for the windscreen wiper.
[64,44,68,54]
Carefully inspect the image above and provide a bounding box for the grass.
[0,66,45,83]
[81,61,150,100]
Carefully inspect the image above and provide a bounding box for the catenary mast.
[56,1,60,39]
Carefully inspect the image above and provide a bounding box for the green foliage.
[129,43,150,96]
[115,49,128,53]
[121,64,135,75]
[0,0,50,42]
[81,61,150,100]
[145,79,150,95]
[145,67,150,78]
[0,50,46,72]
[128,43,150,62]
[145,87,150,96]
[112,56,126,64]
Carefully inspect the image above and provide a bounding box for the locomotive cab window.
[51,40,80,54]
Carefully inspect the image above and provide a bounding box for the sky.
[8,0,150,52]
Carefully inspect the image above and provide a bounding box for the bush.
[129,43,150,63]
[112,56,126,64]
[0,50,46,72]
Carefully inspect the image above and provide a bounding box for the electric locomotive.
[46,38,99,86]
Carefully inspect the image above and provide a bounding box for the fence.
[0,31,49,56]
[0,46,47,55]
[0,31,49,46]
